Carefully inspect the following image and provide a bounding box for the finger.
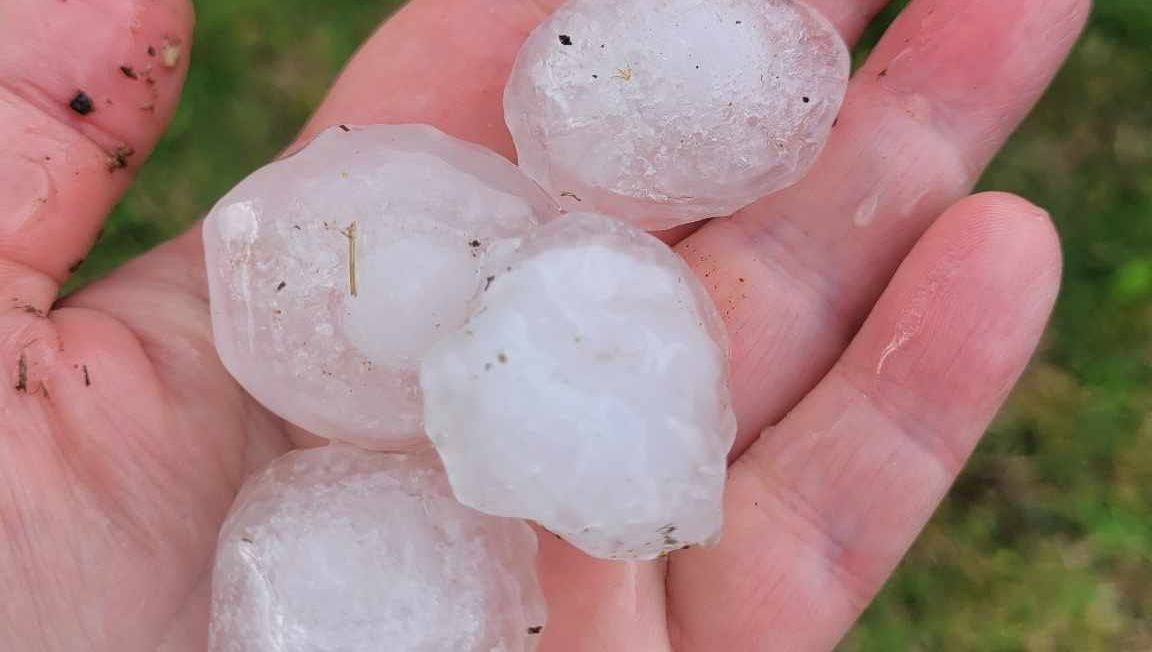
[534,535,672,651]
[0,0,192,302]
[668,192,1062,650]
[680,0,1089,453]
[296,0,891,159]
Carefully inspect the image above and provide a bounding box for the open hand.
[0,0,1088,648]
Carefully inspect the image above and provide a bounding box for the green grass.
[85,1,1151,648]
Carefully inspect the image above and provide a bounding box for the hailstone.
[421,212,736,560]
[203,124,559,449]
[208,445,546,651]
[504,0,850,229]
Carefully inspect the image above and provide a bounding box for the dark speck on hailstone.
[559,34,573,46]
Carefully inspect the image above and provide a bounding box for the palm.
[0,0,1086,649]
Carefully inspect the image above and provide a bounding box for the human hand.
[0,0,1089,649]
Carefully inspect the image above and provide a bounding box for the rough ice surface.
[203,124,559,448]
[421,213,736,560]
[504,0,850,229]
[209,445,546,651]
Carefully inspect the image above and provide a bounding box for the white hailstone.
[203,124,559,449]
[421,213,736,560]
[209,445,547,651]
[504,0,850,230]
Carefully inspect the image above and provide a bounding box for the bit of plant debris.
[160,38,183,68]
[119,65,138,79]
[340,222,359,297]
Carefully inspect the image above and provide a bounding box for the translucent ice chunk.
[208,445,546,651]
[203,124,559,448]
[505,0,850,229]
[422,213,736,560]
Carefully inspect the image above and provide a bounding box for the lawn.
[82,1,1152,648]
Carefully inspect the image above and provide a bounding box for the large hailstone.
[209,445,546,651]
[505,0,850,230]
[204,124,559,448]
[421,213,736,560]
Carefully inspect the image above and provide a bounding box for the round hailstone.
[421,212,736,560]
[504,0,850,230]
[209,445,546,651]
[203,124,559,449]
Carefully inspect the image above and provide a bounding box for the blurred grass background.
[83,1,1150,648]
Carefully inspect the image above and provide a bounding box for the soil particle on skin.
[119,65,139,80]
[14,353,27,393]
[107,146,135,172]
[527,626,544,635]
[82,365,91,387]
[69,91,94,115]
